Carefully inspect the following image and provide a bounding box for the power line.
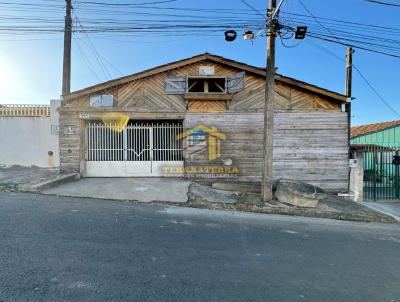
[352,65,400,118]
[239,0,265,18]
[297,0,342,44]
[292,7,400,116]
[305,39,400,118]
[280,12,400,33]
[78,0,178,6]
[1,0,400,59]
[76,17,113,80]
[73,35,101,82]
[277,0,400,58]
[364,0,400,7]
[306,32,400,58]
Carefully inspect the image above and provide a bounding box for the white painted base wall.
[85,161,184,177]
[0,100,60,168]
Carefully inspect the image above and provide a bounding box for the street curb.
[27,173,80,192]
[187,183,398,224]
[184,201,398,224]
[29,189,398,224]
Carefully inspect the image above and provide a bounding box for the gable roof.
[64,52,347,102]
[351,120,400,138]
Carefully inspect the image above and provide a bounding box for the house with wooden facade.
[59,53,349,193]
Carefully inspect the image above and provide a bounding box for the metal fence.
[362,144,400,201]
[0,104,50,117]
[85,121,183,162]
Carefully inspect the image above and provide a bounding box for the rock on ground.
[188,183,242,205]
[276,179,325,208]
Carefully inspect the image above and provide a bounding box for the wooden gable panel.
[116,62,237,112]
[64,60,341,113]
[117,74,186,112]
[229,74,265,111]
[275,82,291,110]
[290,88,314,110]
[64,53,346,103]
[229,76,340,112]
[187,100,226,112]
[313,94,340,110]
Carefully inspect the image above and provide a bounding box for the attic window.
[187,77,226,93]
[165,72,245,95]
[89,94,114,107]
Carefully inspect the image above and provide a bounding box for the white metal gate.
[85,121,184,177]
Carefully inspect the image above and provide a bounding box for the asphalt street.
[0,192,399,302]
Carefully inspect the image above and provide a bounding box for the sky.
[0,0,399,125]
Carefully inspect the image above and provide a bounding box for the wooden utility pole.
[345,48,353,151]
[62,0,72,96]
[345,47,354,191]
[261,0,277,202]
[345,47,353,101]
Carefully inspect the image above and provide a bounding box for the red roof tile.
[351,120,400,138]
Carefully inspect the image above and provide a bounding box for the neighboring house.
[351,121,400,200]
[351,120,400,147]
[59,53,349,192]
[0,102,60,168]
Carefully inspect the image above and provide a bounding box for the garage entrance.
[85,120,184,177]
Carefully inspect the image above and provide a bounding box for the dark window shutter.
[227,72,245,93]
[165,76,186,94]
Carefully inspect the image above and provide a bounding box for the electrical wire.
[297,0,342,44]
[239,0,265,18]
[77,0,178,6]
[0,0,400,60]
[305,39,400,118]
[73,35,102,82]
[364,0,400,7]
[76,17,122,78]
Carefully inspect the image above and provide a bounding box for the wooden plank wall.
[274,112,348,192]
[185,112,348,192]
[185,113,263,183]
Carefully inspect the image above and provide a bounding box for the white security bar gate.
[85,121,184,177]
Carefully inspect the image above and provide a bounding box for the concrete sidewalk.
[42,178,191,203]
[0,165,61,191]
[363,201,400,222]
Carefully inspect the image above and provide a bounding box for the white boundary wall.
[0,100,60,167]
